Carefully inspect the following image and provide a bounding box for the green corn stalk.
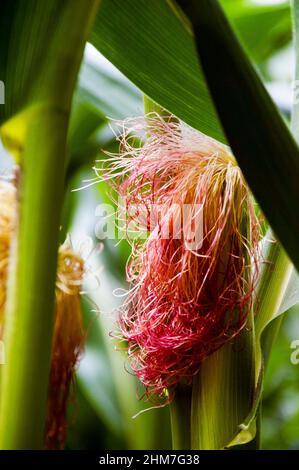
[0,0,101,449]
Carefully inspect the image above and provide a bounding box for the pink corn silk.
[101,115,260,398]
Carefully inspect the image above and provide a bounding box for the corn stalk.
[0,0,100,449]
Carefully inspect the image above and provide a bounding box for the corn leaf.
[89,0,291,144]
[90,0,223,142]
[178,0,299,273]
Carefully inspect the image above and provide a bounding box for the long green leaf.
[178,0,299,272]
[90,0,224,141]
[89,0,291,145]
[238,0,299,441]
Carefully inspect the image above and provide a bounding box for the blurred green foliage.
[262,305,299,450]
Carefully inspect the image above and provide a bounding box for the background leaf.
[221,0,291,63]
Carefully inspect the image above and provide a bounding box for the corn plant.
[0,0,298,451]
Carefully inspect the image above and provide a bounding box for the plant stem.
[0,112,68,448]
[170,386,191,450]
[191,320,256,450]
[0,0,101,449]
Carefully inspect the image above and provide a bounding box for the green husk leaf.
[191,320,256,449]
